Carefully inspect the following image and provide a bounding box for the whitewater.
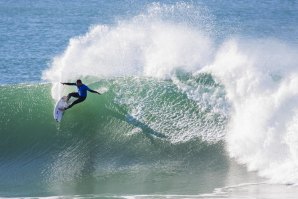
[1,1,298,198]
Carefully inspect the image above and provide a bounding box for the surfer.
[60,79,101,111]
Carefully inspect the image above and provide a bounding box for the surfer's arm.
[61,82,76,86]
[88,88,101,95]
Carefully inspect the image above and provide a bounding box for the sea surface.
[1,0,298,198]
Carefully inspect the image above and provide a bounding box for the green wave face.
[0,75,230,197]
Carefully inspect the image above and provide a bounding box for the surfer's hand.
[97,92,101,95]
[61,82,65,85]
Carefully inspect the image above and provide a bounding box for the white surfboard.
[53,96,68,122]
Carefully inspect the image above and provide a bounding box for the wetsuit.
[63,83,98,110]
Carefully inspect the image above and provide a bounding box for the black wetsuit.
[63,83,97,110]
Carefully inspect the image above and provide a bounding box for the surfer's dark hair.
[76,79,82,84]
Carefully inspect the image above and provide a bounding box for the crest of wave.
[42,2,214,100]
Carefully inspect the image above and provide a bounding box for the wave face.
[42,2,298,185]
[0,77,229,196]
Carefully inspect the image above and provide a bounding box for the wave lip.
[42,3,214,100]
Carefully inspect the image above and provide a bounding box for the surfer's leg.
[67,92,80,101]
[65,97,86,110]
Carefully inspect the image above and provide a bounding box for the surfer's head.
[76,79,82,86]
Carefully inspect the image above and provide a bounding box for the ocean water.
[1,0,298,198]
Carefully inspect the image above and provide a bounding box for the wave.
[3,1,298,187]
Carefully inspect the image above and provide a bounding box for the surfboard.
[53,96,68,122]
